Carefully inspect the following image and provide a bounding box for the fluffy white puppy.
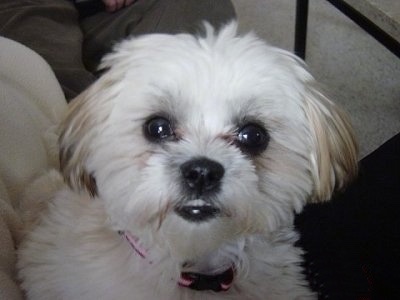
[18,22,358,300]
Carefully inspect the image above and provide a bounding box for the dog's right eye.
[144,117,175,142]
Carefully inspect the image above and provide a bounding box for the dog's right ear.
[59,89,98,197]
[59,41,130,197]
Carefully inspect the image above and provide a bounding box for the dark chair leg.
[294,0,309,60]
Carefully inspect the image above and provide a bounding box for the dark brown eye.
[237,123,269,155]
[144,117,174,142]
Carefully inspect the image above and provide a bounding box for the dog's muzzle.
[176,157,224,222]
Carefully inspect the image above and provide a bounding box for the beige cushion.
[0,37,67,299]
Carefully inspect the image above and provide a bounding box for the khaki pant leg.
[0,0,96,100]
[80,0,236,71]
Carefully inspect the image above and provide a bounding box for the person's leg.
[0,0,96,100]
[80,0,236,71]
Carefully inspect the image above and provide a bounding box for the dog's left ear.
[303,86,358,202]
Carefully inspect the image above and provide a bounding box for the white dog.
[18,22,358,300]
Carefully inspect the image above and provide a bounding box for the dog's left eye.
[236,123,269,155]
[144,117,175,142]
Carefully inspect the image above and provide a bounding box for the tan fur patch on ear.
[304,88,358,203]
[59,144,98,198]
[80,171,98,197]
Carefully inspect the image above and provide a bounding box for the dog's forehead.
[110,28,310,131]
[114,28,304,92]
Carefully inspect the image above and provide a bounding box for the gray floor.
[232,0,400,157]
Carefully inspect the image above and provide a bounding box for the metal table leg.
[294,0,400,59]
[294,0,309,59]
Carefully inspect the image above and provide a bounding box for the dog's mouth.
[174,199,221,223]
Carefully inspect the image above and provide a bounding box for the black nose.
[180,158,225,195]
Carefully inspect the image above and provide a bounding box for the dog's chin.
[159,212,240,260]
[108,184,281,260]
[151,195,269,262]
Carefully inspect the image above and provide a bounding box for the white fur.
[18,22,358,300]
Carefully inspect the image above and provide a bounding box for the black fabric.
[295,133,400,299]
[73,0,105,18]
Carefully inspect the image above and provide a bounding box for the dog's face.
[59,23,357,260]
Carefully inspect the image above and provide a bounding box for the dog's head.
[59,22,357,259]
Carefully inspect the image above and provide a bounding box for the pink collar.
[120,231,235,292]
[120,230,151,261]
